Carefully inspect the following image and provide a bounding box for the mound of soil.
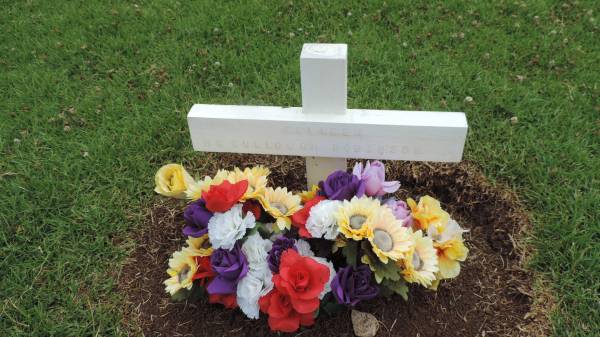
[118,154,549,336]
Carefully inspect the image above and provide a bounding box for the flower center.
[411,252,423,271]
[178,265,190,284]
[373,229,393,252]
[271,202,288,215]
[349,215,367,229]
[294,270,309,291]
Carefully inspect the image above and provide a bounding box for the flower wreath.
[155,161,468,333]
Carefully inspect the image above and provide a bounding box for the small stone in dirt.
[510,116,519,124]
[351,309,379,337]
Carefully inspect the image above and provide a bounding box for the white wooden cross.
[187,43,467,188]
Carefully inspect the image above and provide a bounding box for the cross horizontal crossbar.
[188,104,468,162]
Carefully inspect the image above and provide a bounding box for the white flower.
[306,200,342,240]
[242,232,273,268]
[295,239,315,257]
[427,218,467,243]
[208,204,255,250]
[313,257,336,299]
[236,264,273,319]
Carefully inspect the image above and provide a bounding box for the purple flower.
[207,243,248,294]
[267,236,297,273]
[182,198,213,237]
[319,170,365,201]
[384,198,413,228]
[331,265,379,306]
[352,161,400,197]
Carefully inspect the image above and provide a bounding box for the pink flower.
[384,198,414,228]
[352,161,400,197]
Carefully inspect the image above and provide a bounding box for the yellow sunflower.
[407,195,449,232]
[400,230,439,287]
[227,166,269,201]
[259,187,301,230]
[164,250,197,295]
[299,185,320,203]
[185,169,229,200]
[336,196,381,241]
[183,234,213,257]
[367,209,413,263]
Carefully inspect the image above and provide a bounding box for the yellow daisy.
[367,209,413,263]
[182,234,213,257]
[185,169,229,200]
[336,196,381,241]
[259,187,301,230]
[227,166,269,201]
[164,250,197,295]
[299,185,320,203]
[400,230,439,287]
[407,195,449,232]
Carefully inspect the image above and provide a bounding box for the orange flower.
[407,195,449,231]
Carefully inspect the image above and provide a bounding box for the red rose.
[273,249,329,314]
[291,196,325,238]
[242,199,262,219]
[209,293,237,309]
[192,256,215,286]
[202,180,248,213]
[259,289,315,333]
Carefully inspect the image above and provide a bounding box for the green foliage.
[341,239,359,267]
[381,279,409,301]
[319,294,346,317]
[1,1,598,336]
[360,242,402,284]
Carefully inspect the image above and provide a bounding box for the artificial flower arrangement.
[155,161,469,333]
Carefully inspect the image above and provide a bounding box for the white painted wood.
[300,43,348,186]
[187,104,468,162]
[305,157,347,188]
[186,43,469,188]
[300,43,347,114]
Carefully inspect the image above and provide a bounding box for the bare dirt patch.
[118,154,550,337]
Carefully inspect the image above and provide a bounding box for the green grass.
[1,0,598,336]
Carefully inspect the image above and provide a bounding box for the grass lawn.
[1,1,598,336]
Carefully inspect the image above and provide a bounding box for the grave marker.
[187,43,468,187]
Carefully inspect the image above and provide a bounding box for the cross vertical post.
[301,43,348,188]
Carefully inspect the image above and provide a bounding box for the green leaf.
[360,241,402,283]
[170,287,191,302]
[341,240,359,267]
[382,279,409,301]
[319,293,346,316]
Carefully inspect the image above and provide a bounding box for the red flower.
[192,256,215,286]
[273,249,329,314]
[242,199,262,219]
[291,196,325,238]
[259,289,315,333]
[209,293,237,309]
[202,180,248,213]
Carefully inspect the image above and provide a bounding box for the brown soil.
[118,154,550,337]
